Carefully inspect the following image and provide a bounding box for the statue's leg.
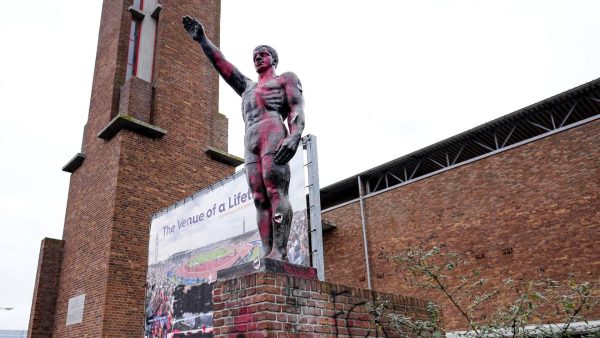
[245,162,272,257]
[260,155,292,261]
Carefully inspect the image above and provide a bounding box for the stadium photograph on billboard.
[144,152,309,338]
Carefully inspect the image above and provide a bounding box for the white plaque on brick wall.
[66,294,85,326]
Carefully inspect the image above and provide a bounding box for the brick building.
[320,78,600,330]
[27,0,240,337]
[28,0,600,336]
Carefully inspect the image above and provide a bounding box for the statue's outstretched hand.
[274,136,300,165]
[182,16,204,41]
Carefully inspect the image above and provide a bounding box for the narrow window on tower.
[125,0,158,82]
[151,15,159,82]
[126,0,145,80]
[126,19,142,79]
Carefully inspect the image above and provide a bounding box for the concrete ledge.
[205,147,244,167]
[97,114,166,140]
[322,220,336,231]
[128,6,145,20]
[217,258,317,281]
[151,4,162,19]
[62,153,86,173]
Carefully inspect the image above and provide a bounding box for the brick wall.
[322,203,368,289]
[29,0,233,337]
[117,76,153,122]
[27,238,64,338]
[212,111,229,151]
[322,119,600,329]
[212,271,434,337]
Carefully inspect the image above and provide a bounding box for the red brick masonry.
[27,238,64,338]
[323,119,600,329]
[212,271,436,337]
[28,1,231,337]
[117,76,153,123]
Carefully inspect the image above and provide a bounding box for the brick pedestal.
[212,271,437,337]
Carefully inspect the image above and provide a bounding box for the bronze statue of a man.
[183,16,305,261]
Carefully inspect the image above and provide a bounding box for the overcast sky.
[0,0,599,330]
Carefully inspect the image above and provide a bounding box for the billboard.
[144,151,309,338]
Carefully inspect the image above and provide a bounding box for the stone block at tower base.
[212,269,440,337]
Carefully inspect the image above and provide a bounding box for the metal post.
[357,175,372,289]
[303,134,325,281]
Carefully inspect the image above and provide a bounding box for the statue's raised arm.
[182,16,250,96]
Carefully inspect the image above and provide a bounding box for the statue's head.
[253,45,278,71]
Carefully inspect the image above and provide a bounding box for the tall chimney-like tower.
[28,1,239,336]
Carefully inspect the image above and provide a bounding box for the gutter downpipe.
[357,175,372,289]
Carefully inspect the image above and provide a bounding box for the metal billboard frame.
[302,134,325,281]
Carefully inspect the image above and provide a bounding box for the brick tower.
[28,0,239,336]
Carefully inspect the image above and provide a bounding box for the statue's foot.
[261,246,272,258]
[264,250,287,262]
